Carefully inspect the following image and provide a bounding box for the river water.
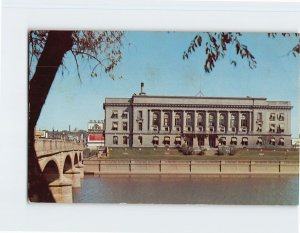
[73,174,298,205]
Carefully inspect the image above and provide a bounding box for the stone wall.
[83,159,299,175]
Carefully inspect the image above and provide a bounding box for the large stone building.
[103,83,292,148]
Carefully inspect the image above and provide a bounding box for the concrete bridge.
[35,139,84,203]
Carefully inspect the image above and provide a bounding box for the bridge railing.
[35,139,84,157]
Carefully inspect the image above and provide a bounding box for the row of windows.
[218,137,285,146]
[112,122,128,131]
[112,136,285,146]
[111,110,286,122]
[111,111,128,119]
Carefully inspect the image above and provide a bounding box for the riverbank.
[83,159,299,175]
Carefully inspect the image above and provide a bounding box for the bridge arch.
[63,155,73,173]
[74,153,79,167]
[42,160,60,184]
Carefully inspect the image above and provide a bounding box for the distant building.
[88,120,104,132]
[87,120,105,149]
[35,130,48,139]
[292,138,300,149]
[103,83,292,148]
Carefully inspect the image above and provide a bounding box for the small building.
[87,133,105,149]
[86,120,105,149]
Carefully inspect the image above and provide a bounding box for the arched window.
[241,137,248,146]
[269,137,276,146]
[164,136,170,145]
[153,136,159,145]
[278,138,284,146]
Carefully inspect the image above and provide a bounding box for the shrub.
[229,146,237,155]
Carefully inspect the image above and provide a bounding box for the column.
[216,111,219,133]
[227,111,231,133]
[182,110,186,132]
[171,110,175,132]
[249,111,252,133]
[148,109,150,131]
[194,110,197,132]
[237,111,241,133]
[160,110,164,131]
[205,111,209,133]
[149,110,153,131]
[48,177,73,203]
[64,169,81,188]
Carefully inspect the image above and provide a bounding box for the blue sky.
[35,32,299,137]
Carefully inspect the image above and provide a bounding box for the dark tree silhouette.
[28,30,124,201]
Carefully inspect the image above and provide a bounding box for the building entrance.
[209,135,216,148]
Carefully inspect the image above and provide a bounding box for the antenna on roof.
[195,76,205,97]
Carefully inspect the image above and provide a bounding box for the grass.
[104,147,299,161]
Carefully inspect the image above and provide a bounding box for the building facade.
[103,85,292,149]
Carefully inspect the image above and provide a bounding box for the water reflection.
[73,174,298,205]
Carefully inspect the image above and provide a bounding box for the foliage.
[183,32,300,73]
[83,148,99,158]
[180,143,194,155]
[29,30,124,80]
[217,146,237,155]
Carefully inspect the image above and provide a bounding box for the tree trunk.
[28,31,73,202]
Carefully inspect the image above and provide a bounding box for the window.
[197,113,204,127]
[241,113,248,128]
[269,137,276,146]
[153,112,159,126]
[230,114,237,129]
[186,113,192,126]
[219,137,226,145]
[256,137,263,145]
[112,122,118,131]
[277,124,285,133]
[230,137,237,145]
[138,122,143,131]
[122,111,128,119]
[138,136,143,145]
[113,136,118,145]
[164,136,170,145]
[163,113,170,126]
[153,136,159,145]
[257,112,262,122]
[269,124,276,133]
[138,111,143,119]
[123,136,128,145]
[122,122,128,131]
[209,113,215,127]
[241,137,248,146]
[175,113,181,126]
[278,138,284,146]
[209,113,215,132]
[111,110,118,119]
[175,136,181,145]
[257,123,262,132]
[278,113,285,121]
[219,113,226,132]
[269,113,275,121]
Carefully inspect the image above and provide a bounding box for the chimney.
[139,82,146,95]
